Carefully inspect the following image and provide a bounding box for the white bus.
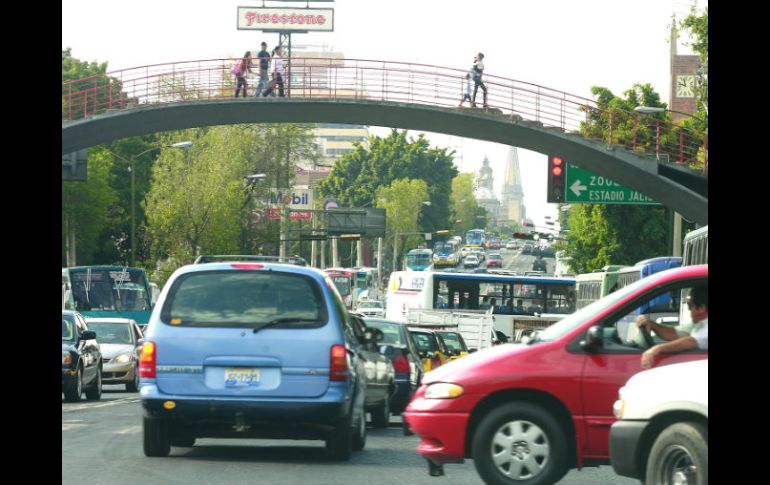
[683,225,708,266]
[385,270,576,340]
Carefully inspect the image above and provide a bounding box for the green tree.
[62,149,118,266]
[62,48,127,120]
[375,179,430,270]
[317,129,458,232]
[449,173,482,234]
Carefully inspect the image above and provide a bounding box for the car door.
[77,314,100,382]
[349,315,389,406]
[577,276,708,459]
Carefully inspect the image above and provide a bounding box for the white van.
[610,359,708,484]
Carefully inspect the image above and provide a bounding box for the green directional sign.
[564,163,659,205]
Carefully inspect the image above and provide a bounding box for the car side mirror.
[81,330,97,341]
[580,325,603,351]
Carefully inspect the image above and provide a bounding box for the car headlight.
[424,382,464,399]
[113,352,134,364]
[62,351,72,365]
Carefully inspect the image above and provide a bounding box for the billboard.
[237,7,334,32]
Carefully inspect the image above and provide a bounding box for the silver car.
[84,318,144,392]
[356,300,385,318]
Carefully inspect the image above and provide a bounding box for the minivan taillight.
[330,345,348,381]
[393,353,410,373]
[139,341,157,378]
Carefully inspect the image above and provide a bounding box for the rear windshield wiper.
[252,318,318,334]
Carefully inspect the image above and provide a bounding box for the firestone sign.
[237,7,334,32]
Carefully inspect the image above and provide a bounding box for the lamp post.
[125,141,192,266]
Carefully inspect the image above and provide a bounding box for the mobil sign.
[268,189,313,220]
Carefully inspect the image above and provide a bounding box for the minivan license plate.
[224,368,260,387]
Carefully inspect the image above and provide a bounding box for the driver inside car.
[636,285,708,369]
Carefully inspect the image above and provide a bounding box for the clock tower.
[669,17,700,122]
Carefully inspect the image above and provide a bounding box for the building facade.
[474,156,500,226]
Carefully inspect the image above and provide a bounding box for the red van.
[403,264,707,485]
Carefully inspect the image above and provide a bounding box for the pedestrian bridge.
[62,57,708,224]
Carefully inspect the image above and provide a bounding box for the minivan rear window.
[161,270,328,328]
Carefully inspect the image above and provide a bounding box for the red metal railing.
[62,57,708,171]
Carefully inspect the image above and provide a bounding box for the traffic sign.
[564,163,659,205]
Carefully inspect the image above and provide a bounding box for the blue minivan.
[139,262,380,460]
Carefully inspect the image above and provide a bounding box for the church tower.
[474,156,500,226]
[500,147,526,224]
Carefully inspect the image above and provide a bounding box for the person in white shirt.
[637,285,708,369]
[272,45,285,97]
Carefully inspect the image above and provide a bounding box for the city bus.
[62,266,155,326]
[574,265,628,310]
[431,241,460,268]
[385,270,576,339]
[353,266,380,300]
[406,248,433,271]
[323,268,357,310]
[682,225,708,266]
[465,229,485,248]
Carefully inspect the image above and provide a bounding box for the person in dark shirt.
[471,52,488,108]
[254,42,271,97]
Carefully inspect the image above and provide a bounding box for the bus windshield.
[407,251,432,269]
[69,268,151,312]
[330,276,352,296]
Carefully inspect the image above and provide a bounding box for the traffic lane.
[63,396,638,485]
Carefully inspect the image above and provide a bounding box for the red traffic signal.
[547,155,566,203]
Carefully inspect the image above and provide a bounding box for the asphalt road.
[63,385,637,485]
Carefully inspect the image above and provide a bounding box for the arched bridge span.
[62,58,708,224]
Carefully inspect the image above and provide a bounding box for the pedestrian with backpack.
[232,51,254,98]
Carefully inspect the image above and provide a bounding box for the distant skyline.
[63,0,706,225]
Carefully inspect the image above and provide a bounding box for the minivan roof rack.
[193,255,308,266]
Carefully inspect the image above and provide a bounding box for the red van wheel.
[472,402,568,485]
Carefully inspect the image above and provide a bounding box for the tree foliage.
[375,179,430,269]
[317,129,458,232]
[681,6,708,122]
[450,173,484,234]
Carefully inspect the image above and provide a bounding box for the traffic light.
[547,155,566,203]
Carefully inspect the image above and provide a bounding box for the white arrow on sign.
[570,180,587,197]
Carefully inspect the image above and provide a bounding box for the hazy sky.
[62,0,705,225]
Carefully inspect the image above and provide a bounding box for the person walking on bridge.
[233,51,254,98]
[471,52,488,108]
[253,42,271,97]
[271,45,286,97]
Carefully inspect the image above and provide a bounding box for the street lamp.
[126,141,192,266]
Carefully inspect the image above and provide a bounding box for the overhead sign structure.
[62,149,88,181]
[563,163,659,205]
[237,6,334,32]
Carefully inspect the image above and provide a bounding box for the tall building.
[474,156,500,226]
[669,16,701,122]
[500,147,526,225]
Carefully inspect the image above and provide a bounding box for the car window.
[410,332,436,352]
[161,270,327,328]
[439,333,464,351]
[87,322,133,344]
[62,316,76,341]
[598,281,703,353]
[366,321,403,345]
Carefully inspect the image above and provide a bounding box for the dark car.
[361,318,424,417]
[84,317,144,392]
[348,314,396,428]
[62,310,103,402]
[532,257,548,272]
[139,262,375,460]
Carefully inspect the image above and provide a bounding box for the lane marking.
[62,397,141,413]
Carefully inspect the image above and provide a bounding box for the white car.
[355,300,385,318]
[463,254,480,268]
[610,359,708,485]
